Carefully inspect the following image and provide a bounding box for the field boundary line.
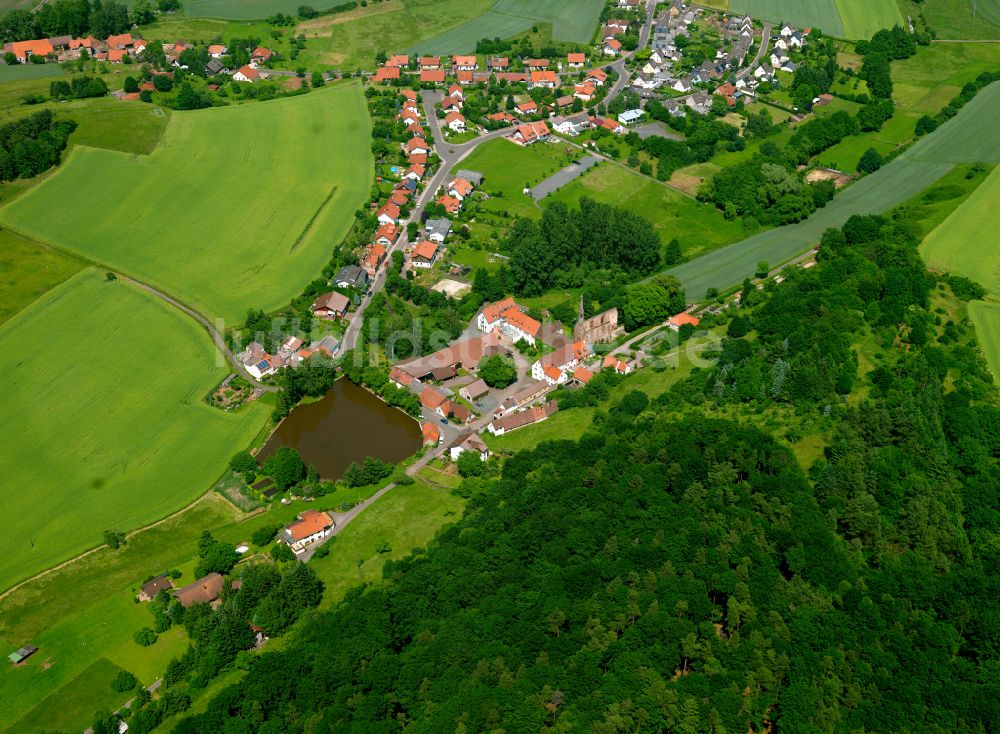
[0,492,243,602]
[290,184,339,252]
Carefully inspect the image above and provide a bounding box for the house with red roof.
[516,100,538,116]
[477,297,542,345]
[280,510,334,554]
[419,386,449,416]
[403,137,429,155]
[386,53,408,67]
[362,243,387,275]
[437,194,461,214]
[456,70,474,85]
[715,82,738,106]
[574,82,596,100]
[529,70,557,89]
[440,94,463,112]
[526,58,549,70]
[668,312,700,331]
[422,422,441,446]
[420,69,445,83]
[487,56,509,70]
[567,52,586,68]
[447,84,464,99]
[531,340,591,385]
[251,46,272,64]
[373,66,400,82]
[420,56,441,69]
[510,121,550,146]
[410,240,439,268]
[106,33,133,50]
[444,110,467,132]
[207,43,227,58]
[572,365,594,384]
[586,68,609,85]
[373,223,398,246]
[488,111,517,125]
[390,366,416,389]
[603,38,622,56]
[405,163,426,180]
[233,65,259,82]
[4,38,54,63]
[452,54,477,70]
[447,178,474,200]
[602,354,631,374]
[376,203,401,225]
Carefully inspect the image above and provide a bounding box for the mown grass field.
[920,166,1000,297]
[892,42,1000,114]
[835,0,903,39]
[0,63,63,82]
[310,482,465,607]
[412,0,604,54]
[904,0,1000,39]
[668,80,1000,300]
[0,270,269,590]
[728,0,845,37]
[294,0,494,69]
[544,162,747,261]
[0,82,371,323]
[969,302,1000,385]
[0,230,83,325]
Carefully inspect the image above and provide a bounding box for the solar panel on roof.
[256,360,269,370]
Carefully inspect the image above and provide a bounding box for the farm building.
[138,575,173,601]
[311,291,350,320]
[281,510,334,554]
[173,573,225,608]
[8,644,38,664]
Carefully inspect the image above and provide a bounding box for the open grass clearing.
[728,0,845,37]
[906,0,1000,39]
[291,0,494,69]
[543,161,747,261]
[667,80,1000,300]
[0,82,371,323]
[63,98,171,155]
[968,302,1000,385]
[311,481,465,608]
[0,229,84,325]
[835,0,903,39]
[412,0,603,54]
[892,42,1000,114]
[0,269,270,590]
[0,63,64,82]
[920,166,1000,297]
[6,658,126,734]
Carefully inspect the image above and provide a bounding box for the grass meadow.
[920,166,1000,298]
[0,82,371,323]
[835,0,903,39]
[668,80,1000,299]
[902,0,1000,39]
[544,162,748,261]
[969,302,1000,385]
[728,0,845,37]
[411,0,604,54]
[0,229,84,325]
[0,270,269,590]
[310,481,466,607]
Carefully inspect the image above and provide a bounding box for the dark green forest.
[171,200,999,732]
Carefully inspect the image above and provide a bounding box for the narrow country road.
[737,22,773,80]
[119,275,278,391]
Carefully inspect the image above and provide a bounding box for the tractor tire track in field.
[290,184,339,253]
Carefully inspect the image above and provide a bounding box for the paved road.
[83,678,163,734]
[737,22,773,80]
[604,0,658,105]
[120,275,278,392]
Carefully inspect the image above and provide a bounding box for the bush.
[271,543,295,562]
[251,524,282,546]
[857,147,882,174]
[229,450,259,478]
[104,529,126,549]
[111,670,138,693]
[133,627,157,646]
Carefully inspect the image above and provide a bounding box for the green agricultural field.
[412,0,605,54]
[728,0,845,37]
[0,82,371,323]
[969,301,1000,385]
[0,270,269,590]
[668,81,1000,300]
[456,137,577,218]
[909,0,1000,39]
[0,63,64,82]
[920,166,1000,298]
[835,0,903,39]
[63,99,171,155]
[310,482,465,607]
[0,230,84,325]
[292,0,495,70]
[892,42,1000,114]
[544,162,747,261]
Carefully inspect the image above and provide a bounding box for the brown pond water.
[258,379,422,480]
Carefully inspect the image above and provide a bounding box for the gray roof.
[335,264,368,285]
[206,59,224,74]
[453,169,483,186]
[425,217,452,235]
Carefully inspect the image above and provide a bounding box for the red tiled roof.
[449,178,473,197]
[390,366,415,386]
[377,203,401,220]
[387,54,408,67]
[444,110,466,125]
[420,56,440,67]
[481,297,517,324]
[501,306,541,337]
[422,422,440,444]
[437,194,461,213]
[106,32,133,49]
[527,58,549,68]
[573,366,594,384]
[251,46,272,59]
[373,66,401,82]
[530,70,556,83]
[235,65,259,81]
[452,54,477,67]
[516,101,537,113]
[669,312,700,327]
[285,510,333,542]
[420,69,445,83]
[567,52,586,64]
[420,386,447,410]
[412,240,438,261]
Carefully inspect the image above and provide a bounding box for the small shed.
[9,644,38,664]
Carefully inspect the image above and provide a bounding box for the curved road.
[120,274,278,392]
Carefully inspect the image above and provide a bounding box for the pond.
[258,379,422,480]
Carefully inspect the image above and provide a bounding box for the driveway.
[631,121,683,140]
[529,155,600,201]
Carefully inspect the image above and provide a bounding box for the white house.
[530,340,590,385]
[477,296,542,345]
[409,240,439,268]
[445,111,467,132]
[232,65,259,82]
[449,433,490,462]
[280,510,334,554]
[618,109,645,126]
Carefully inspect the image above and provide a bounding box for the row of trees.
[0,0,164,45]
[0,108,75,182]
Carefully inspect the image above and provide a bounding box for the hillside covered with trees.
[172,201,999,731]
